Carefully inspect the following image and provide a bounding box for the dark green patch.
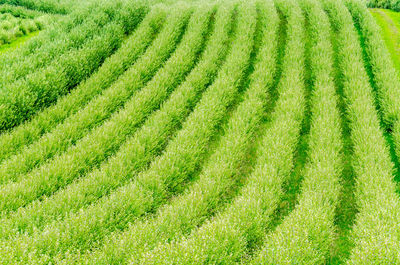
[263,8,287,120]
[327,8,358,265]
[267,6,311,232]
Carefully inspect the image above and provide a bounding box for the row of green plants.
[0,2,148,86]
[125,0,281,263]
[61,2,262,263]
[0,10,114,87]
[0,1,258,263]
[346,1,400,193]
[368,0,400,12]
[325,0,400,263]
[0,12,47,45]
[0,4,46,18]
[251,0,342,263]
[0,5,166,167]
[0,1,148,131]
[0,0,230,243]
[369,9,400,72]
[347,1,400,128]
[0,0,84,14]
[0,5,183,187]
[0,3,205,214]
[134,0,306,263]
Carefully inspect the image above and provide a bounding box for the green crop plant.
[0,3,209,213]
[0,5,166,165]
[0,1,258,263]
[0,0,233,243]
[138,0,306,263]
[248,0,342,263]
[324,0,400,263]
[0,0,399,263]
[0,5,182,186]
[62,1,277,263]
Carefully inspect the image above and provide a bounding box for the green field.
[371,8,400,71]
[0,0,400,264]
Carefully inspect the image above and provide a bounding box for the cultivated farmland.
[0,0,399,264]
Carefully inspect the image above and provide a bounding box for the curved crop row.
[346,0,400,127]
[0,5,166,165]
[0,0,233,242]
[0,3,150,131]
[0,0,87,14]
[0,3,209,213]
[0,15,109,86]
[0,3,112,69]
[323,0,400,263]
[0,2,145,87]
[0,13,43,45]
[0,5,173,184]
[0,4,45,18]
[346,1,400,183]
[0,1,147,70]
[137,0,305,263]
[127,1,280,264]
[50,3,238,264]
[0,4,184,186]
[249,0,342,263]
[369,9,400,72]
[77,1,267,264]
[0,22,125,130]
[0,1,257,263]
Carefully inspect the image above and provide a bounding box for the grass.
[370,9,400,72]
[0,30,38,54]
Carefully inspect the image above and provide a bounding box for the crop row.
[1,0,399,263]
[251,0,342,263]
[0,12,45,45]
[0,2,149,131]
[0,1,259,263]
[0,0,79,14]
[0,5,180,187]
[0,4,166,167]
[0,3,146,86]
[0,2,203,214]
[0,4,46,18]
[0,0,230,243]
[129,0,305,263]
[324,0,400,263]
[346,1,400,191]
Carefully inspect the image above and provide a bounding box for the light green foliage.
[0,3,201,213]
[129,0,280,263]
[0,10,47,46]
[139,0,306,262]
[0,1,148,131]
[370,9,400,72]
[0,5,166,166]
[250,0,342,263]
[1,0,400,263]
[0,0,231,244]
[0,1,258,262]
[348,1,400,127]
[0,5,177,187]
[0,4,220,263]
[324,0,400,263]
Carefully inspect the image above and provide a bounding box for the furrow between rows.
[0,3,198,213]
[323,0,400,263]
